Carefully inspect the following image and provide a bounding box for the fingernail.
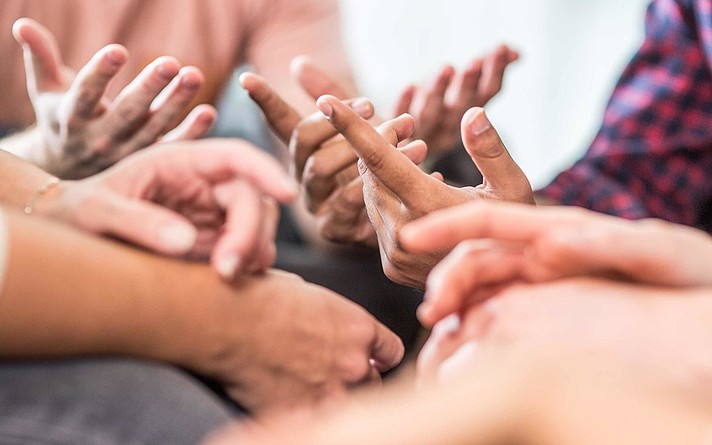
[156,60,176,79]
[351,98,371,117]
[106,48,125,66]
[179,72,200,89]
[159,223,197,253]
[217,254,241,280]
[470,109,491,136]
[317,99,333,119]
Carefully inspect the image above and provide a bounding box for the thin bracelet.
[24,177,60,216]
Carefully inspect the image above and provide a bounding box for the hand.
[205,342,712,445]
[395,45,519,156]
[241,72,382,245]
[418,278,712,390]
[400,201,712,326]
[317,95,533,288]
[35,139,296,278]
[13,18,216,179]
[195,270,405,415]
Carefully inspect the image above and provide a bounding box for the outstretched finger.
[66,44,128,119]
[104,56,181,140]
[240,72,302,143]
[448,59,483,111]
[291,99,374,180]
[317,95,428,201]
[392,84,416,117]
[478,44,518,104]
[460,107,533,201]
[128,66,206,150]
[400,201,592,253]
[161,104,218,142]
[13,18,67,94]
[419,240,524,327]
[290,54,354,100]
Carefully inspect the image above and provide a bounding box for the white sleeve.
[0,209,7,293]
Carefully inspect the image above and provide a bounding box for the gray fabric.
[0,359,235,445]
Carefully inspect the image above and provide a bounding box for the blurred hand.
[395,45,519,156]
[13,18,216,179]
[35,139,296,278]
[318,96,533,288]
[401,201,712,326]
[417,278,712,391]
[196,270,404,416]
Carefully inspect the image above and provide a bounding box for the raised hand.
[317,95,533,288]
[395,44,519,156]
[12,18,216,178]
[35,139,296,279]
[241,72,384,245]
[401,201,712,327]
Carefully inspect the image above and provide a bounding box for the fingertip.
[102,44,128,67]
[462,107,490,137]
[289,54,311,76]
[316,94,338,119]
[350,97,374,119]
[158,221,198,254]
[12,18,32,44]
[238,71,261,91]
[178,66,205,89]
[153,55,181,79]
[215,252,242,281]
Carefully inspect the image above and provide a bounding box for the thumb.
[370,321,405,372]
[13,18,67,94]
[81,193,198,256]
[461,108,533,203]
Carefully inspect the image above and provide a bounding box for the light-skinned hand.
[400,201,712,327]
[35,139,296,279]
[198,269,405,416]
[394,44,519,156]
[13,18,216,178]
[317,95,533,288]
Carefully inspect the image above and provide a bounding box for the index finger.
[400,201,604,253]
[317,95,428,199]
[239,72,302,143]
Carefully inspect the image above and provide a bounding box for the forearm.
[0,147,54,210]
[0,207,213,366]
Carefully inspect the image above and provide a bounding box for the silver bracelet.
[24,177,60,216]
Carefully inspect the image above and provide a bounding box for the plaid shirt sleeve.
[539,0,712,228]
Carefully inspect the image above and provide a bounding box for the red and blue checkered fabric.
[539,0,712,232]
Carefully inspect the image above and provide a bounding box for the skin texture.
[6,18,216,178]
[0,208,404,416]
[317,97,533,288]
[400,201,712,326]
[0,139,296,279]
[205,347,712,445]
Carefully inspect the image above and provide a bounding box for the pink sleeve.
[245,0,358,115]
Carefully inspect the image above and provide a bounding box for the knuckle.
[361,149,386,173]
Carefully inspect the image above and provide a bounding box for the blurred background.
[216,0,650,189]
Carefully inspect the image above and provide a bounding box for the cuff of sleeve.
[537,167,650,220]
